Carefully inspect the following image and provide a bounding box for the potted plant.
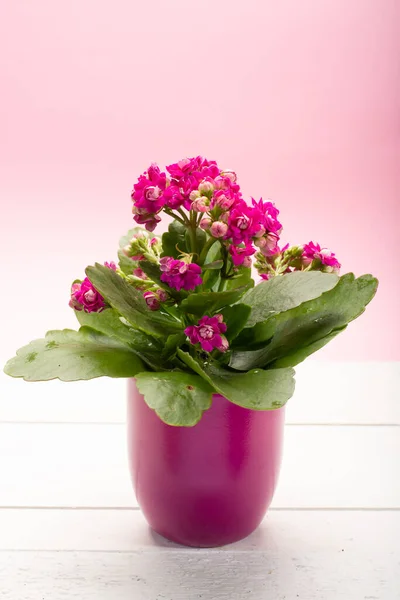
[4,156,378,547]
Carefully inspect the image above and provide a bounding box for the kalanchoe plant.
[4,157,378,426]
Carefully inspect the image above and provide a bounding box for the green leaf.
[202,267,221,292]
[223,266,253,291]
[161,333,187,360]
[74,308,166,370]
[137,259,162,284]
[220,304,252,342]
[4,328,145,382]
[135,371,214,426]
[161,220,188,258]
[230,273,378,370]
[117,248,136,276]
[75,307,136,345]
[203,260,223,270]
[86,264,183,337]
[177,351,295,410]
[242,271,339,327]
[180,285,252,316]
[272,326,347,368]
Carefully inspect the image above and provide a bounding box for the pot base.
[150,521,262,548]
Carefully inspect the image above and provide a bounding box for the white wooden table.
[0,362,399,599]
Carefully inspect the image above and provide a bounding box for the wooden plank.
[1,424,399,508]
[1,362,399,424]
[0,510,398,599]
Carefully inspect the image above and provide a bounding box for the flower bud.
[210,221,228,238]
[242,256,252,268]
[191,197,209,213]
[156,289,169,302]
[133,268,147,280]
[143,291,160,311]
[200,217,212,230]
[198,180,214,194]
[221,170,237,183]
[189,190,201,201]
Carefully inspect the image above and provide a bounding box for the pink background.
[1,0,399,365]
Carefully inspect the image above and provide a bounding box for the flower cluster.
[160,257,202,291]
[131,157,220,231]
[255,241,341,280]
[69,157,341,352]
[131,157,285,268]
[184,315,229,353]
[123,231,161,263]
[302,242,341,272]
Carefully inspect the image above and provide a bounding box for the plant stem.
[217,277,227,292]
[188,210,198,255]
[198,237,218,265]
[164,208,186,226]
[178,208,190,224]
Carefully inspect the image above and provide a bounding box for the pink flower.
[157,289,169,302]
[210,221,228,238]
[69,261,116,313]
[143,291,160,311]
[69,278,105,313]
[184,314,229,353]
[159,256,202,291]
[211,189,237,211]
[166,156,221,208]
[131,208,162,232]
[257,232,280,257]
[167,156,220,184]
[260,273,270,280]
[229,243,256,266]
[302,242,341,271]
[133,267,147,280]
[251,198,282,235]
[228,206,253,240]
[104,261,117,270]
[131,164,167,231]
[163,184,185,210]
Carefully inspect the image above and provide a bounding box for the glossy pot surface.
[127,379,285,547]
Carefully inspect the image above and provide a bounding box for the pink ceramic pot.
[127,379,285,547]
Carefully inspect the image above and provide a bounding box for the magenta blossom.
[167,156,220,186]
[104,261,117,271]
[185,314,229,353]
[226,201,263,244]
[69,261,116,313]
[133,267,147,280]
[131,210,161,232]
[229,243,256,266]
[166,156,221,208]
[251,198,282,235]
[69,278,105,313]
[131,164,167,231]
[163,184,185,210]
[302,242,341,271]
[143,291,160,311]
[159,257,202,291]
